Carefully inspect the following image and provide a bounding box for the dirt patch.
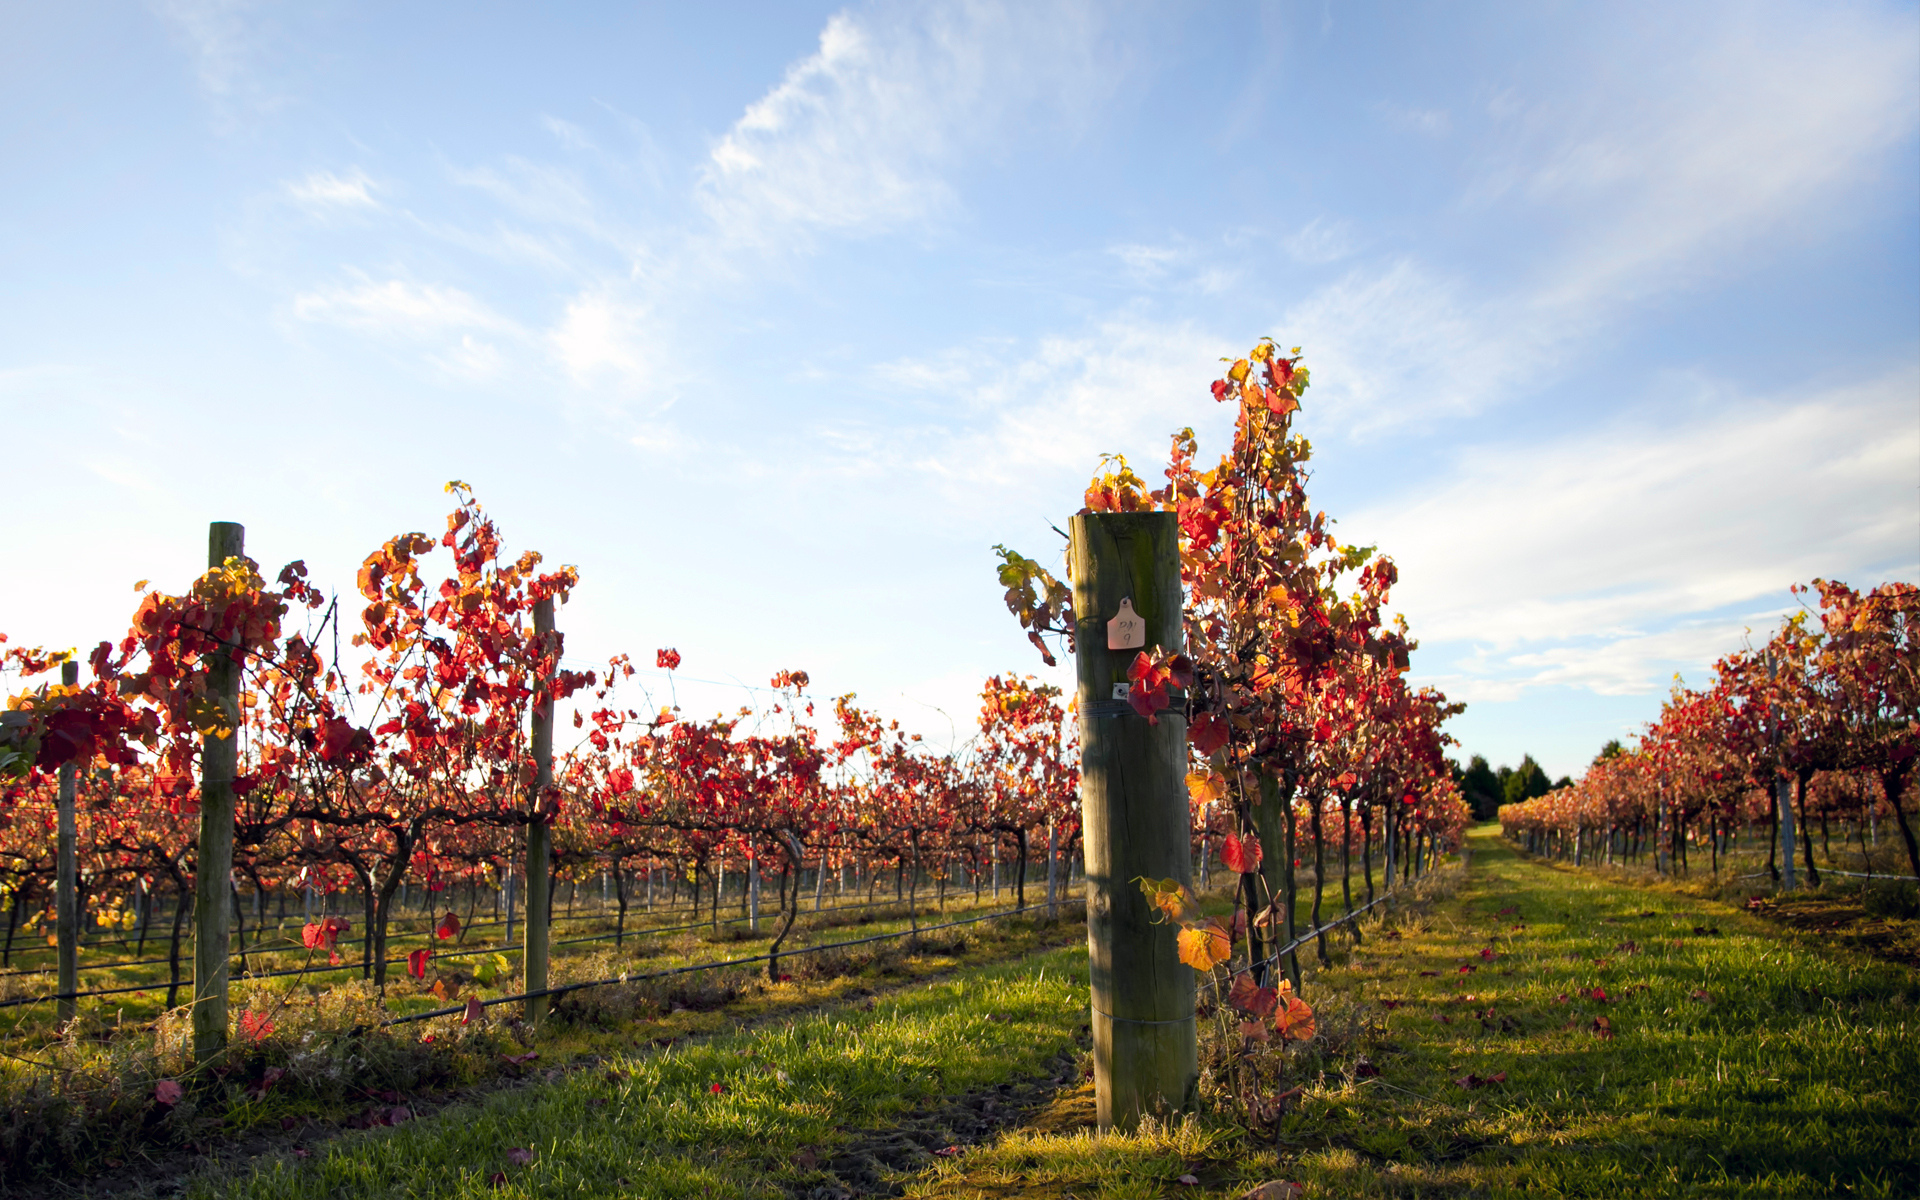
[1741,891,1920,970]
[802,1046,1090,1199]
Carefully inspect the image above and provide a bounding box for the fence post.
[1071,511,1196,1132]
[56,660,79,1025]
[524,596,555,1026]
[193,520,244,1064]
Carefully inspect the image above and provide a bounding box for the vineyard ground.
[42,829,1920,1199]
[4,899,1084,1196]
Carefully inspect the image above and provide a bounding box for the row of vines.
[1498,579,1919,884]
[0,339,1473,1064]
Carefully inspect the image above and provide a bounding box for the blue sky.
[3,0,1916,780]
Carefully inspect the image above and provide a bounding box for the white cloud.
[292,276,519,339]
[1276,4,1918,437]
[1281,219,1354,265]
[151,0,256,95]
[867,318,1238,500]
[1380,103,1450,137]
[285,168,377,209]
[1357,367,1920,697]
[1501,5,1920,313]
[548,292,658,389]
[697,1,1113,247]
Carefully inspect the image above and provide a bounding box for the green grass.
[915,827,1920,1200]
[119,830,1920,1199]
[171,943,1094,1200]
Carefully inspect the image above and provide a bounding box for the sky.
[2,0,1916,781]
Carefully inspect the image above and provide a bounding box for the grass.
[45,830,1920,1198]
[166,942,1095,1200]
[2,907,1080,1193]
[916,827,1920,1200]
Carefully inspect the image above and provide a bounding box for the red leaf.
[1188,711,1230,755]
[709,1082,727,1094]
[407,948,431,980]
[154,1079,184,1106]
[656,648,682,671]
[1479,947,1495,960]
[935,1146,962,1157]
[1222,832,1262,875]
[488,1171,507,1188]
[436,911,462,940]
[463,994,485,1025]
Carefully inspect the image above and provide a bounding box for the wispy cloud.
[292,276,520,339]
[1360,367,1920,697]
[285,168,377,210]
[696,1,1115,248]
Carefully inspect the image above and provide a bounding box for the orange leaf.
[1275,991,1316,1042]
[1177,920,1232,971]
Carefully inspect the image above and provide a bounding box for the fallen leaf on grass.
[1237,1181,1305,1200]
[1177,1173,1201,1185]
[1498,906,1518,916]
[1419,970,1440,977]
[488,1171,507,1188]
[935,1146,962,1157]
[1479,947,1496,960]
[1458,964,1477,974]
[1691,989,1715,1003]
[1454,1071,1509,1089]
[792,1148,820,1170]
[1591,1016,1614,1039]
[505,1147,535,1166]
[1434,1014,1453,1024]
[154,1080,184,1106]
[501,1051,538,1066]
[1378,998,1403,1009]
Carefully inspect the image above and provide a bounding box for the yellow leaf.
[133,579,149,592]
[1227,360,1250,384]
[1186,770,1226,804]
[1176,920,1232,971]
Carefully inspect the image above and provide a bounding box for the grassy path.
[1254,826,1920,1198]
[912,826,1920,1200]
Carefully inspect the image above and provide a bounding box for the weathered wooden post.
[524,596,555,1026]
[56,659,79,1025]
[193,520,244,1063]
[1071,511,1196,1132]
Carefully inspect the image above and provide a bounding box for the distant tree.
[1595,739,1625,765]
[1502,754,1551,806]
[1460,754,1503,820]
[1553,775,1573,789]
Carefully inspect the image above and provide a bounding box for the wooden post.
[193,520,244,1064]
[524,596,555,1026]
[56,660,79,1025]
[1071,511,1196,1132]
